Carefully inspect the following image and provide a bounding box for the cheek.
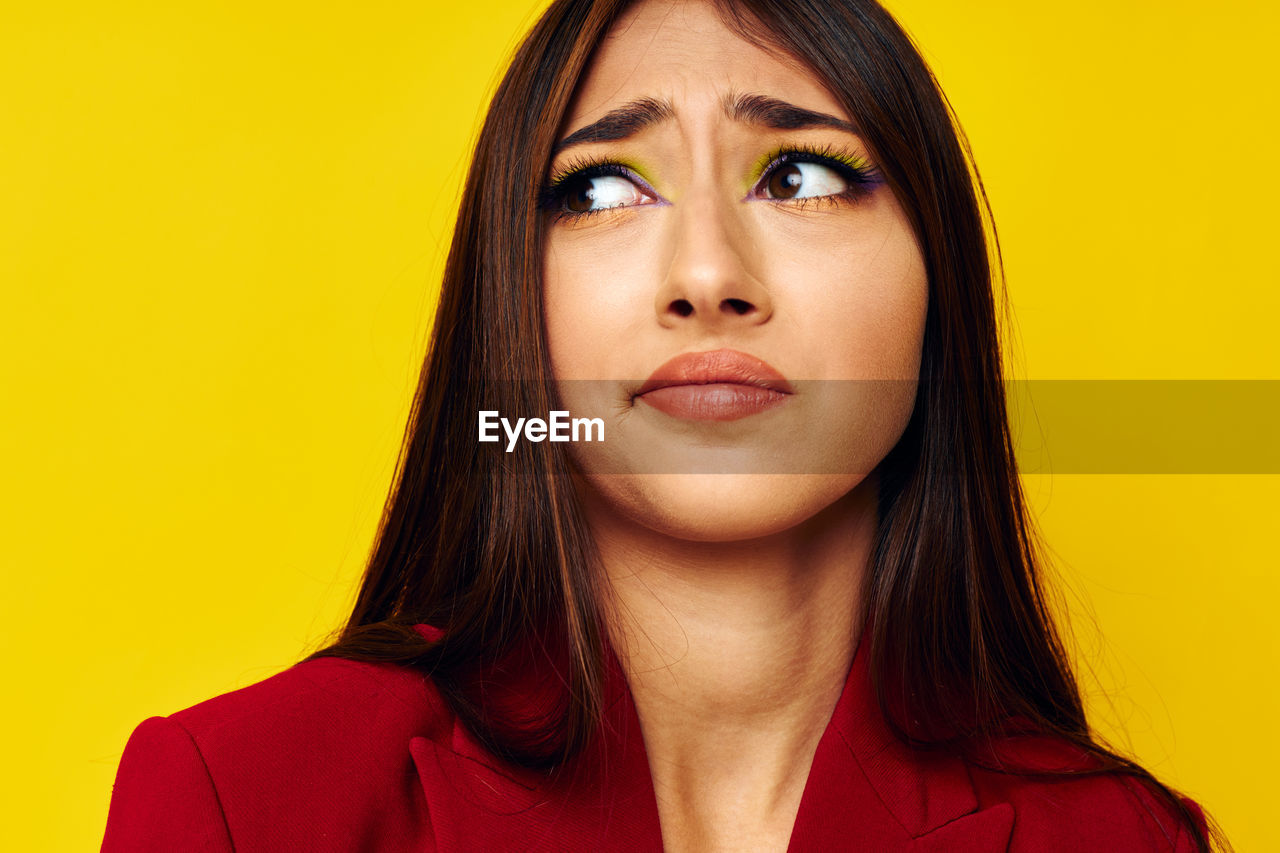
[543,228,657,381]
[760,209,928,381]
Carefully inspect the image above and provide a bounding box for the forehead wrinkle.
[555,86,857,159]
[557,2,854,156]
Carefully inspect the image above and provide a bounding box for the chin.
[579,472,868,543]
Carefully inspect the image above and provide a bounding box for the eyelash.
[537,144,882,224]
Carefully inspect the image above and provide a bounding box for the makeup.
[634,349,793,422]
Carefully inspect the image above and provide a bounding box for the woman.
[102,0,1224,850]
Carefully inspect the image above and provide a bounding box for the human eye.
[751,145,882,204]
[538,159,658,221]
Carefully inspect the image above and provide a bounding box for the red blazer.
[103,625,1204,851]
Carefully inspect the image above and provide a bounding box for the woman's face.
[542,0,927,542]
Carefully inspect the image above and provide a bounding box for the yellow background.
[2,0,1274,849]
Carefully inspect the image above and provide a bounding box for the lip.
[634,349,794,422]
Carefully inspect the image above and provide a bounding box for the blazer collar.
[409,627,1013,851]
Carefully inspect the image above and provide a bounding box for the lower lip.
[636,383,791,421]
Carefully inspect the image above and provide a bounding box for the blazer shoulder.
[104,714,235,851]
[966,735,1206,852]
[105,657,452,851]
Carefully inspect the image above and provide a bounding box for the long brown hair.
[306,1,1223,848]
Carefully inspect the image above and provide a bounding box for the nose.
[655,188,773,329]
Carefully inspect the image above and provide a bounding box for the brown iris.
[766,164,803,199]
[564,176,596,213]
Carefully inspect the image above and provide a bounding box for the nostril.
[670,299,694,317]
[723,298,754,316]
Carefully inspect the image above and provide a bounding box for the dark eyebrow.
[553,97,675,155]
[724,92,858,135]
[552,92,857,156]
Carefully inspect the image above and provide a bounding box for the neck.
[585,476,876,851]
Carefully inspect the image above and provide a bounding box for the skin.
[541,1,928,850]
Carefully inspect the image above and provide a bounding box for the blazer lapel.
[906,805,1015,852]
[788,629,1013,852]
[410,646,664,851]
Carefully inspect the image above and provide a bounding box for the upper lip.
[635,349,794,397]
